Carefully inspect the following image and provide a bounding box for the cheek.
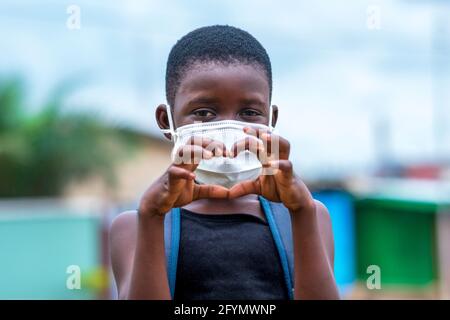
[172,106,195,128]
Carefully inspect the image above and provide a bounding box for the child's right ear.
[155,104,172,140]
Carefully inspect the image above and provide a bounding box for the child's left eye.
[192,109,215,117]
[240,109,260,117]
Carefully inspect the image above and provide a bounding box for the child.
[110,25,339,300]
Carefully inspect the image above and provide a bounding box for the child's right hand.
[138,137,230,218]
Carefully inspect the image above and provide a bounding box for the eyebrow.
[186,96,266,108]
[239,98,266,108]
[187,97,220,106]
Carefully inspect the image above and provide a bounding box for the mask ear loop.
[160,105,177,141]
[268,105,274,132]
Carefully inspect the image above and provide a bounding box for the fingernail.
[205,150,213,158]
[216,148,223,157]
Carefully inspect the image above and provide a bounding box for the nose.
[214,108,239,121]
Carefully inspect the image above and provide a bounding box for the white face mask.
[161,105,274,188]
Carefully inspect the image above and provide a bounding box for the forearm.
[127,213,171,300]
[290,205,340,300]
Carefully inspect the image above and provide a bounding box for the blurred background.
[0,0,449,299]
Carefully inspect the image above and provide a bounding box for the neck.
[184,194,262,216]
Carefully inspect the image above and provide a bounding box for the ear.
[155,104,172,140]
[271,105,279,128]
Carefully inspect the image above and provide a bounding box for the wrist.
[285,178,316,213]
[137,209,166,229]
[137,203,167,221]
[288,198,316,217]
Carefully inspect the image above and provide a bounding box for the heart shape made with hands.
[172,123,279,189]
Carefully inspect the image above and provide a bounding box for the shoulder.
[109,210,141,262]
[313,199,335,267]
[313,199,333,237]
[109,210,139,257]
[109,211,138,299]
[110,210,138,241]
[110,210,137,230]
[314,200,331,224]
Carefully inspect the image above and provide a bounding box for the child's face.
[157,63,277,134]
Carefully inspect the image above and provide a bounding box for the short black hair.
[165,25,272,106]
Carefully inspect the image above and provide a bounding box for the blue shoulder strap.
[259,196,295,300]
[164,199,294,300]
[164,207,181,299]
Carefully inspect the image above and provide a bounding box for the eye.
[239,109,262,117]
[192,108,216,118]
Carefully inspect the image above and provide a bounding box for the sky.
[1,0,449,179]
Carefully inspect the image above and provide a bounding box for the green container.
[355,197,438,287]
[0,211,101,299]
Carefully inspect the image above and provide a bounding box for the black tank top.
[174,208,288,300]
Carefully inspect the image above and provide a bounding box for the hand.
[228,127,315,213]
[138,137,230,217]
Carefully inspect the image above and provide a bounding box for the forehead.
[174,62,270,107]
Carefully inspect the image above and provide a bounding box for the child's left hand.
[228,127,315,214]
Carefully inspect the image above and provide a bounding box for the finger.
[167,165,195,192]
[174,144,213,166]
[193,184,229,200]
[243,126,273,156]
[250,129,290,160]
[229,136,265,158]
[168,165,196,181]
[265,133,290,159]
[228,179,261,199]
[187,136,227,157]
[269,159,294,180]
